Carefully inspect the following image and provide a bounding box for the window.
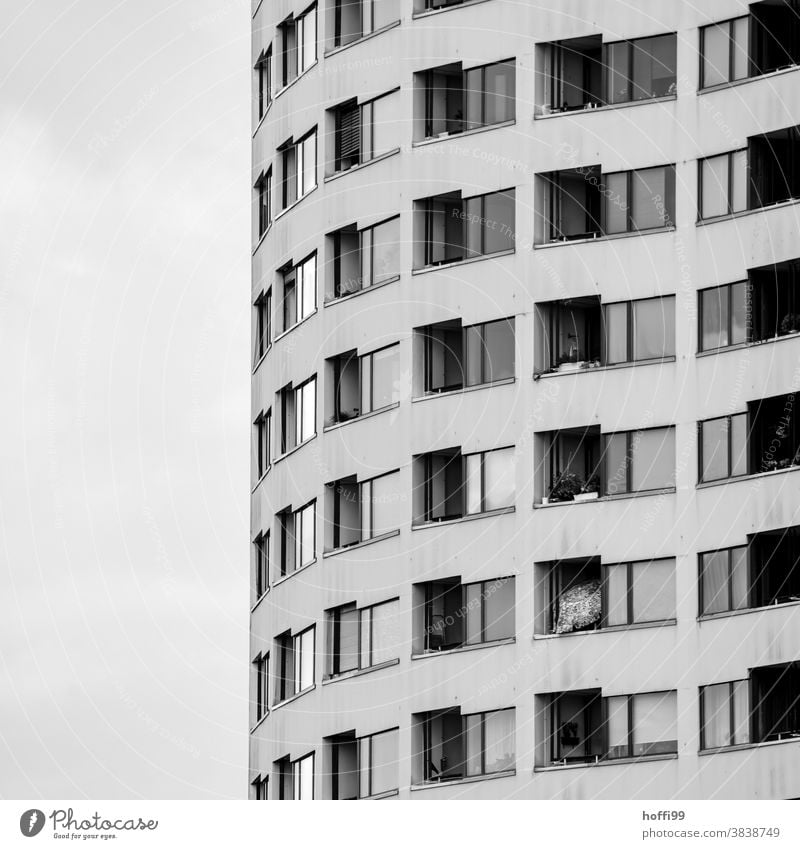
[329,727,399,799]
[423,317,515,393]
[275,625,315,702]
[749,392,800,474]
[328,343,399,424]
[421,708,515,782]
[699,150,748,219]
[421,576,515,651]
[281,253,316,331]
[700,679,750,749]
[699,546,749,615]
[543,36,603,112]
[698,413,748,482]
[700,17,749,88]
[699,282,749,350]
[332,90,399,172]
[279,376,316,453]
[333,0,399,47]
[419,59,515,139]
[253,652,269,722]
[254,531,269,601]
[253,288,272,364]
[255,169,272,237]
[278,5,317,88]
[276,752,314,800]
[604,426,675,495]
[603,296,675,364]
[256,47,272,120]
[417,189,515,268]
[254,409,271,479]
[279,501,316,577]
[252,775,269,800]
[605,691,678,759]
[605,34,677,103]
[604,166,675,233]
[417,446,515,523]
[328,598,400,676]
[280,129,317,209]
[332,216,400,298]
[327,470,399,549]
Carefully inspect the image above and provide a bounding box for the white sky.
[0,1,250,798]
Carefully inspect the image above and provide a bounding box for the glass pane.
[484,61,515,124]
[370,600,400,665]
[604,172,629,234]
[484,576,515,641]
[300,629,314,690]
[605,563,629,626]
[730,413,748,477]
[702,550,730,615]
[632,558,675,622]
[357,738,369,799]
[369,729,398,795]
[632,34,676,99]
[484,710,515,773]
[701,155,729,219]
[605,695,629,758]
[464,582,483,644]
[631,167,668,230]
[360,355,372,414]
[337,607,359,672]
[605,433,629,494]
[484,447,515,511]
[483,191,515,254]
[606,41,630,103]
[300,503,315,565]
[732,680,750,744]
[701,286,729,350]
[464,714,483,776]
[369,472,396,537]
[730,546,749,609]
[604,302,628,364]
[465,325,484,386]
[300,7,316,72]
[730,281,748,344]
[299,254,316,318]
[302,379,316,441]
[631,427,674,491]
[360,227,372,288]
[370,94,395,160]
[301,132,316,195]
[465,453,482,515]
[360,479,372,540]
[372,0,397,31]
[702,683,731,748]
[732,17,749,81]
[702,23,730,87]
[298,754,314,800]
[633,297,672,360]
[360,610,371,668]
[464,67,483,131]
[633,691,677,755]
[370,345,398,410]
[731,148,748,213]
[371,217,400,284]
[702,418,729,482]
[483,318,515,382]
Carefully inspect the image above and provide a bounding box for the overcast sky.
[0,1,250,799]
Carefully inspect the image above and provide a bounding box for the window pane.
[483,318,515,382]
[369,472,397,537]
[299,254,316,319]
[484,61,515,124]
[732,17,749,81]
[337,607,359,673]
[369,729,398,795]
[483,191,515,254]
[604,172,629,234]
[702,23,730,87]
[301,132,316,194]
[631,427,674,491]
[464,325,483,385]
[633,297,673,360]
[730,281,748,345]
[605,563,629,626]
[464,67,483,131]
[464,582,483,644]
[730,413,748,477]
[464,714,483,776]
[300,503,315,565]
[605,695,629,758]
[702,683,731,748]
[604,302,628,364]
[631,34,676,99]
[731,148,748,213]
[360,610,371,667]
[632,558,675,622]
[299,629,314,690]
[702,155,729,219]
[370,600,400,665]
[360,354,372,414]
[605,432,628,494]
[370,345,398,410]
[297,754,314,800]
[300,7,316,72]
[606,41,630,103]
[484,447,515,511]
[702,418,729,482]
[732,679,750,744]
[631,167,668,230]
[484,576,515,641]
[633,691,677,755]
[702,550,730,615]
[730,546,749,609]
[371,217,400,284]
[484,709,515,773]
[301,379,316,441]
[465,453,483,514]
[370,94,395,160]
[701,286,729,350]
[372,0,397,31]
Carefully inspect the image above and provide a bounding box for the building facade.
[250,0,800,800]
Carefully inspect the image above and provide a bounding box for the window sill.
[699,736,800,756]
[412,248,515,276]
[412,0,493,20]
[696,464,800,492]
[324,148,401,183]
[410,769,515,791]
[251,345,271,375]
[698,599,800,623]
[534,357,675,380]
[250,468,270,495]
[323,20,402,58]
[535,488,675,508]
[249,712,270,734]
[250,589,270,614]
[273,61,319,101]
[412,119,516,147]
[272,308,317,344]
[535,93,676,120]
[363,789,399,800]
[323,529,401,558]
[274,184,319,222]
[698,63,800,96]
[273,433,317,466]
[696,330,800,358]
[412,506,515,529]
[323,402,400,432]
[272,558,317,589]
[252,100,272,139]
[696,197,800,227]
[252,223,272,257]
[535,226,675,250]
[322,658,400,685]
[324,275,401,307]
[534,753,677,773]
[271,685,315,711]
[412,377,515,402]
[533,620,676,640]
[411,637,515,660]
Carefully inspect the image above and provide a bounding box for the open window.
[329,89,400,173]
[277,500,316,578]
[324,469,401,551]
[279,128,317,210]
[326,343,399,425]
[278,375,316,453]
[330,0,399,49]
[275,625,315,703]
[275,751,314,799]
[326,598,400,677]
[329,216,400,299]
[327,727,399,799]
[254,169,272,238]
[278,4,317,87]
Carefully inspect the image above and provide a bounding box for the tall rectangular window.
[254,409,271,479]
[700,281,749,350]
[256,169,272,237]
[254,288,272,364]
[464,446,516,514]
[700,680,750,749]
[282,253,316,332]
[603,296,675,364]
[256,47,272,120]
[294,376,316,446]
[292,752,314,800]
[700,17,749,88]
[329,598,400,675]
[281,129,317,209]
[279,501,316,577]
[360,344,399,413]
[254,653,269,722]
[276,626,315,701]
[360,470,399,540]
[252,775,269,800]
[254,531,269,601]
[334,216,400,297]
[699,546,749,615]
[603,558,676,626]
[604,166,675,233]
[333,90,399,172]
[358,728,399,798]
[279,5,317,87]
[699,150,748,219]
[699,413,748,482]
[604,427,675,495]
[464,318,515,385]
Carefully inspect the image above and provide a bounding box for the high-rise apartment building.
[250,0,800,799]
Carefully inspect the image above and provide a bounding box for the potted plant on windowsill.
[573,475,600,501]
[549,472,584,503]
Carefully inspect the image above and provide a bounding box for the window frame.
[601,557,676,627]
[602,295,676,364]
[357,727,400,798]
[698,149,748,220]
[254,651,269,722]
[254,408,271,479]
[698,544,749,616]
[699,678,750,750]
[602,165,675,234]
[463,445,516,515]
[603,32,678,105]
[698,280,751,351]
[697,412,749,483]
[256,46,272,120]
[329,596,400,676]
[602,425,675,495]
[253,287,272,364]
[699,15,750,90]
[359,342,400,415]
[254,530,270,601]
[255,168,272,237]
